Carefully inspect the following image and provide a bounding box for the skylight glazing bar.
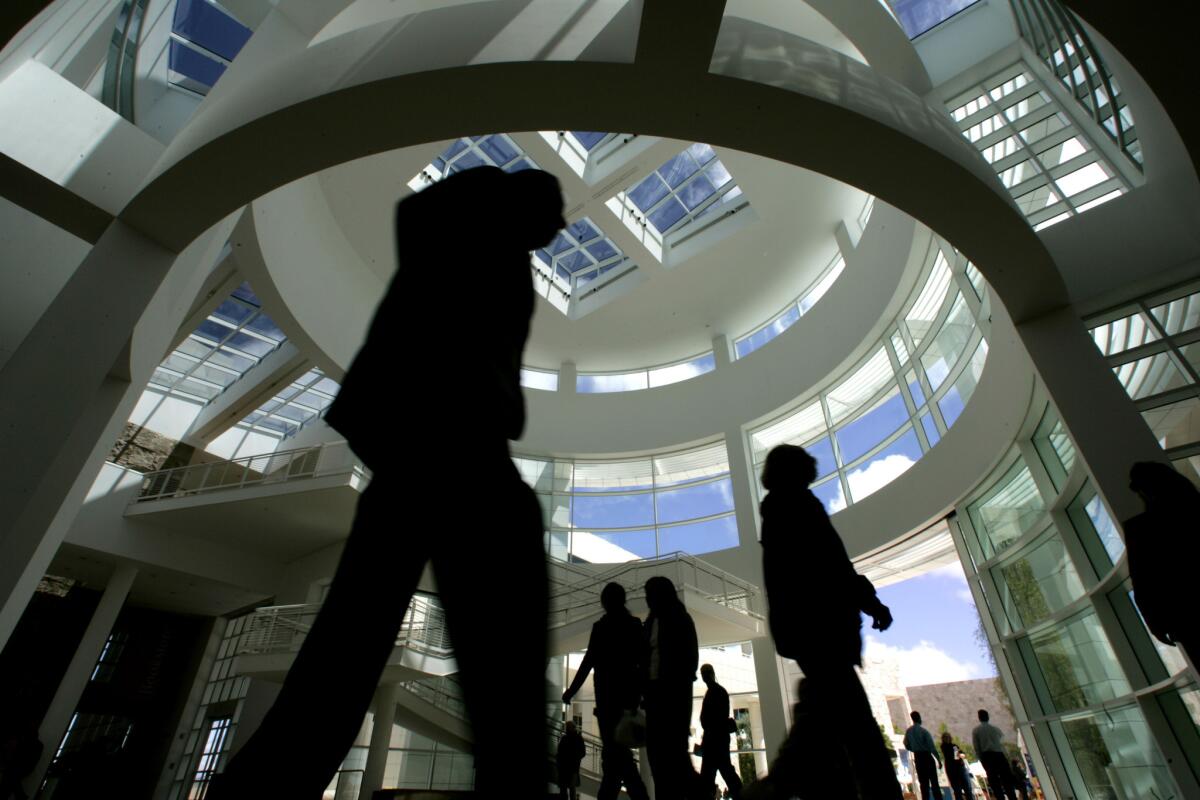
[238,367,340,439]
[617,144,746,242]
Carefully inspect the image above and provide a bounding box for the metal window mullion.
[1058,4,1133,160]
[984,78,1075,216]
[1031,1,1091,126]
[818,394,849,505]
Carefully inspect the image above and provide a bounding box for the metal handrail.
[395,676,616,777]
[133,440,368,502]
[236,594,452,658]
[547,552,764,628]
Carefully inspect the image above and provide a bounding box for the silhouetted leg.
[645,679,699,800]
[806,664,903,800]
[699,740,717,797]
[431,460,546,797]
[597,710,648,800]
[716,749,742,799]
[211,479,428,799]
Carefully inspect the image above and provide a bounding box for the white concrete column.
[34,562,137,787]
[359,683,399,800]
[558,360,577,394]
[724,422,761,552]
[750,637,790,761]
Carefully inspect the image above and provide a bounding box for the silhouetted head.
[941,731,953,745]
[978,709,989,722]
[397,166,564,259]
[762,444,817,491]
[910,711,922,725]
[1129,461,1198,508]
[600,582,627,614]
[565,720,577,734]
[700,664,715,684]
[644,576,677,612]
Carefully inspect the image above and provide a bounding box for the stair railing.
[133,440,368,503]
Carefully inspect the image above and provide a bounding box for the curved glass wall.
[576,352,717,394]
[952,400,1200,800]
[747,239,990,514]
[513,441,736,563]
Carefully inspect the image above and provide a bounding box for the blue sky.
[865,561,996,687]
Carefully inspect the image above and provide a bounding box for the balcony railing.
[133,440,367,503]
[547,551,764,629]
[237,593,451,659]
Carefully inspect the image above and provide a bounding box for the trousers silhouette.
[212,456,547,797]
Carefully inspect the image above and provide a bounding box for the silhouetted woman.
[643,576,700,800]
[1126,461,1200,663]
[211,166,564,799]
[752,444,902,800]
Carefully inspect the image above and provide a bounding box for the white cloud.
[863,635,983,687]
[927,561,976,605]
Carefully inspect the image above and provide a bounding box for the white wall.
[0,196,90,370]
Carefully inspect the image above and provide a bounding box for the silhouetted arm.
[563,650,594,705]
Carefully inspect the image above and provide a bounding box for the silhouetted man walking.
[643,576,700,800]
[904,711,941,800]
[973,709,1017,800]
[563,582,650,800]
[211,166,564,799]
[699,664,742,800]
[750,444,902,800]
[557,720,586,800]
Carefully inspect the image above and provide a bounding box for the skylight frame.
[612,143,747,248]
[238,367,340,439]
[947,61,1131,231]
[408,133,541,190]
[149,282,287,404]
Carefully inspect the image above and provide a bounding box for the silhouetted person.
[904,711,941,800]
[972,709,1016,800]
[941,731,973,800]
[210,166,564,799]
[0,720,41,800]
[563,582,650,800]
[698,664,742,800]
[557,720,586,800]
[643,576,700,800]
[749,444,902,800]
[1009,756,1029,800]
[1125,461,1200,662]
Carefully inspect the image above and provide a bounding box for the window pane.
[1141,396,1200,447]
[1066,484,1124,572]
[811,476,845,515]
[655,478,734,524]
[658,515,738,556]
[1149,293,1200,335]
[1089,311,1160,356]
[969,461,1045,559]
[571,529,657,562]
[836,388,908,464]
[1024,610,1129,713]
[920,294,973,390]
[993,529,1085,630]
[1113,352,1189,400]
[572,493,655,529]
[1054,705,1175,800]
[845,428,921,504]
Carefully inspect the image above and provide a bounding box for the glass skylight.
[534,217,631,292]
[619,143,744,240]
[888,0,982,39]
[149,282,286,403]
[167,0,252,95]
[408,134,539,190]
[947,63,1129,230]
[238,367,340,438]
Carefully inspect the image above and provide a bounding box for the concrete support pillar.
[750,637,789,762]
[558,360,577,394]
[1016,306,1164,522]
[639,744,654,800]
[359,683,399,800]
[723,422,761,551]
[34,562,137,788]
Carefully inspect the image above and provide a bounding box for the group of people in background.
[558,577,743,800]
[905,708,1030,800]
